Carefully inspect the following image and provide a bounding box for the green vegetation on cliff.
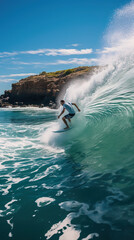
[39,66,96,78]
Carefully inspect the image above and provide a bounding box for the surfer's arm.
[72,103,81,112]
[58,108,65,118]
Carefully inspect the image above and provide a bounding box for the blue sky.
[0,0,130,94]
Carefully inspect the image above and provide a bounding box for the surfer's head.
[60,100,65,105]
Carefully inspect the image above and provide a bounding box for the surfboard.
[53,127,72,133]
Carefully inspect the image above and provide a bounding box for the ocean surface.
[0,55,134,240]
[1,3,134,238]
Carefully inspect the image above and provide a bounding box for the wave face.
[1,2,134,240]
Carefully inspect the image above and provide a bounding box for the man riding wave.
[58,100,81,129]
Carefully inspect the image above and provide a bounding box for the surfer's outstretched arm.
[58,108,65,118]
[72,103,81,112]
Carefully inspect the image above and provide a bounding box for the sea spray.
[1,2,134,240]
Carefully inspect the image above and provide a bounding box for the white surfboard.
[53,127,72,133]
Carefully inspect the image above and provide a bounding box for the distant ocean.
[0,49,134,239]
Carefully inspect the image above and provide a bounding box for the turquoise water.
[0,56,134,240]
[1,3,134,238]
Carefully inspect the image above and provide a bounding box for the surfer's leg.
[62,116,69,129]
[68,118,71,123]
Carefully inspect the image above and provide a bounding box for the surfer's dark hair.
[60,100,65,103]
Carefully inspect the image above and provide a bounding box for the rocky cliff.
[0,66,100,108]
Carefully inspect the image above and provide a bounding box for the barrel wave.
[1,2,134,240]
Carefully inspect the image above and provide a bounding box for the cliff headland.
[0,66,100,108]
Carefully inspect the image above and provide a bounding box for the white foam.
[82,233,99,240]
[8,176,29,184]
[45,201,90,239]
[5,199,17,210]
[30,165,61,182]
[7,217,13,238]
[8,232,13,238]
[45,215,81,240]
[56,190,63,196]
[59,201,83,211]
[2,183,12,195]
[59,226,81,240]
[35,197,55,207]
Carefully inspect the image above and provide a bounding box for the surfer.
[58,100,81,129]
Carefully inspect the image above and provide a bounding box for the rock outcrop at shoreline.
[0,66,100,108]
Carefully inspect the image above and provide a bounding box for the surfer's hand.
[58,115,60,119]
[78,109,81,112]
